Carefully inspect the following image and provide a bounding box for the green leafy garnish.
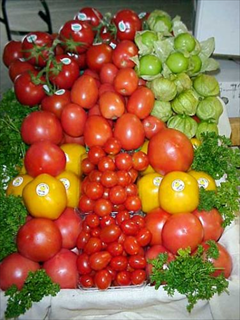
[191,132,240,226]
[0,194,28,261]
[149,243,229,312]
[4,269,60,319]
[0,89,38,192]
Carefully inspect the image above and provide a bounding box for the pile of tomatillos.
[1,7,240,317]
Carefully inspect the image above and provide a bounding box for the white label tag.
[71,23,82,32]
[60,57,71,65]
[55,89,65,95]
[12,176,23,187]
[153,176,163,187]
[27,34,37,43]
[118,20,126,32]
[36,183,49,196]
[77,12,87,21]
[172,179,185,192]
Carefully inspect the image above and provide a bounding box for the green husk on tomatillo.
[151,100,173,122]
[147,10,172,34]
[196,121,218,141]
[171,89,199,116]
[147,77,177,101]
[196,97,223,123]
[167,114,198,139]
[170,73,192,94]
[134,30,159,55]
[193,74,220,97]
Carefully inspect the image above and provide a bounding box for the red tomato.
[85,181,104,200]
[59,20,94,54]
[148,128,194,175]
[100,170,118,188]
[21,32,53,67]
[62,133,85,146]
[127,86,155,119]
[123,236,140,255]
[201,241,233,278]
[116,170,131,187]
[116,210,131,225]
[43,249,78,289]
[78,194,95,213]
[114,113,145,151]
[86,43,113,72]
[142,115,166,139]
[54,207,82,249]
[128,255,147,269]
[16,218,62,262]
[2,40,23,67]
[79,274,94,288]
[115,153,133,171]
[98,83,116,96]
[113,68,139,96]
[125,183,138,197]
[124,195,142,212]
[88,146,106,165]
[99,91,125,119]
[113,9,141,41]
[76,253,92,274]
[67,52,87,69]
[100,63,118,84]
[103,137,122,155]
[98,156,116,172]
[109,185,127,205]
[115,270,131,286]
[131,269,146,285]
[49,55,79,89]
[144,207,171,246]
[84,115,112,147]
[84,237,102,255]
[94,198,113,217]
[89,170,103,183]
[14,70,46,106]
[71,74,99,109]
[60,103,87,137]
[76,231,91,250]
[112,40,138,69]
[0,253,40,291]
[100,224,121,243]
[100,215,115,228]
[136,227,152,247]
[162,213,204,255]
[120,220,139,236]
[94,269,112,290]
[41,89,71,119]
[21,110,63,145]
[110,255,128,271]
[89,251,112,270]
[85,213,100,228]
[193,208,224,242]
[81,159,96,175]
[75,7,103,27]
[131,151,149,171]
[8,59,35,82]
[24,141,66,177]
[145,244,175,277]
[107,242,124,256]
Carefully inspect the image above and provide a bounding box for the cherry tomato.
[123,236,140,255]
[98,156,116,172]
[71,74,98,109]
[94,269,112,290]
[116,210,131,225]
[41,89,71,119]
[100,215,115,228]
[115,153,133,171]
[100,224,121,243]
[93,198,113,217]
[112,40,138,69]
[0,253,40,291]
[76,230,91,250]
[85,181,104,200]
[86,43,113,72]
[107,242,124,257]
[115,270,131,286]
[109,185,127,205]
[77,253,92,275]
[84,237,102,255]
[89,251,112,271]
[81,158,96,175]
[110,255,128,271]
[113,9,141,41]
[114,113,145,151]
[136,228,152,247]
[85,213,100,228]
[113,68,139,96]
[88,146,106,165]
[125,183,138,197]
[162,212,204,255]
[124,195,142,212]
[131,151,149,171]
[100,170,118,188]
[16,218,62,262]
[103,137,122,155]
[79,274,94,288]
[120,220,139,236]
[128,255,147,269]
[78,194,95,213]
[131,269,146,285]
[116,170,131,187]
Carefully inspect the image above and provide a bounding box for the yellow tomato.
[137,172,163,213]
[22,173,67,220]
[139,140,155,175]
[188,170,217,191]
[190,138,201,150]
[6,174,33,197]
[57,171,81,208]
[159,171,199,214]
[60,143,86,177]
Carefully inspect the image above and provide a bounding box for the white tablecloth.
[1,220,239,320]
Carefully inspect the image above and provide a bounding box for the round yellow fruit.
[60,143,86,177]
[57,170,81,208]
[188,170,217,191]
[6,174,33,197]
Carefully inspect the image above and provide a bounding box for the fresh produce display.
[0,6,240,319]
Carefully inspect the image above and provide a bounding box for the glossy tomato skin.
[94,269,112,290]
[24,141,66,177]
[193,208,224,242]
[59,20,94,54]
[86,43,113,72]
[89,251,112,271]
[142,115,166,139]
[21,110,63,145]
[71,74,98,109]
[54,207,82,249]
[100,224,121,243]
[131,269,146,285]
[14,71,46,106]
[84,115,113,148]
[8,59,35,82]
[0,253,40,291]
[144,207,171,246]
[43,249,78,288]
[112,40,138,69]
[148,128,194,175]
[114,113,145,151]
[100,63,118,84]
[49,55,79,89]
[41,89,71,119]
[162,212,204,255]
[114,9,141,41]
[113,68,139,96]
[99,91,125,119]
[75,7,103,27]
[17,218,62,262]
[127,86,155,119]
[2,40,23,67]
[60,103,87,137]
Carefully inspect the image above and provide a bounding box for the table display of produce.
[0,7,239,320]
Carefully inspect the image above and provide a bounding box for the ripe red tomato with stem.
[2,40,23,67]
[0,253,40,291]
[114,113,145,151]
[148,128,194,175]
[59,20,94,54]
[41,89,71,119]
[16,218,62,262]
[112,40,138,68]
[86,43,113,72]
[21,110,63,145]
